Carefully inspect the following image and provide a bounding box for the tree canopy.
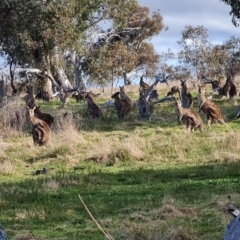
[220,0,240,26]
[0,0,165,92]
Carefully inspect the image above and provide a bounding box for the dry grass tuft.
[159,204,197,219]
[120,134,145,161]
[0,159,14,175]
[56,124,85,145]
[0,98,28,138]
[163,226,197,240]
[211,130,240,163]
[42,179,60,191]
[84,135,112,163]
[108,135,145,164]
[115,197,198,240]
[52,110,82,133]
[83,131,145,165]
[13,233,45,240]
[116,208,197,240]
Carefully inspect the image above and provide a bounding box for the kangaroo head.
[119,85,124,91]
[180,79,187,87]
[111,91,120,99]
[198,84,206,95]
[26,105,37,117]
[174,97,181,108]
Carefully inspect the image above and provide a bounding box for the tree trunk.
[74,67,86,91]
[74,55,86,91]
[51,65,73,91]
[9,60,18,95]
[41,77,53,101]
[0,80,4,104]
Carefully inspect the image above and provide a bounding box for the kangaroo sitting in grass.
[111,91,131,119]
[198,84,226,126]
[85,92,102,119]
[119,85,133,106]
[174,97,204,132]
[26,106,51,146]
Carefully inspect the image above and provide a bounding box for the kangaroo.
[228,76,239,99]
[72,91,87,103]
[138,93,154,121]
[138,77,161,121]
[166,86,181,99]
[174,97,204,132]
[111,91,131,119]
[222,75,239,104]
[85,93,102,119]
[119,85,133,106]
[26,106,51,146]
[34,105,54,127]
[139,76,150,94]
[197,84,226,126]
[201,75,222,96]
[24,85,36,108]
[149,89,159,101]
[180,79,193,108]
[59,89,70,106]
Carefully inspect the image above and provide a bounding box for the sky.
[138,0,239,56]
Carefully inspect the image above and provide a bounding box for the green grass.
[1,88,240,239]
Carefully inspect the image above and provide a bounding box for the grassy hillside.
[0,83,240,240]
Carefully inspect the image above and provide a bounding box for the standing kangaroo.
[119,85,133,106]
[197,84,226,126]
[180,79,193,108]
[26,106,51,146]
[222,75,239,104]
[174,97,204,132]
[139,76,150,94]
[166,86,181,99]
[25,85,36,108]
[138,93,154,121]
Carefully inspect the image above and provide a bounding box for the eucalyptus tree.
[220,0,240,26]
[201,36,240,82]
[0,0,141,95]
[177,25,212,81]
[223,36,240,76]
[83,5,165,87]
